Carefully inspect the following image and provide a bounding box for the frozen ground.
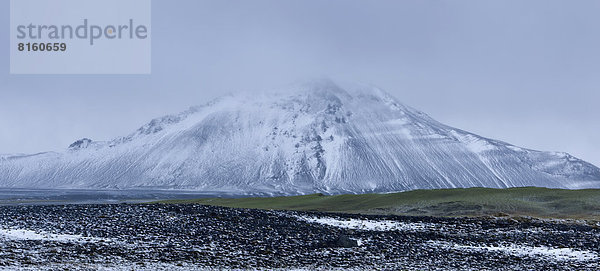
[0,204,598,270]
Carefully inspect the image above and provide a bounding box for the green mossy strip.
[152,187,600,221]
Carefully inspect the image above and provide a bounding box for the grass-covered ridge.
[153,187,600,220]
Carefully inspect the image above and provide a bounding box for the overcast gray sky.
[1,0,599,166]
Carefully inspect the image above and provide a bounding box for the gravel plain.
[0,204,598,270]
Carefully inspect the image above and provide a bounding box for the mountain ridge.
[1,79,599,194]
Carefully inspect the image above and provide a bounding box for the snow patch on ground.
[429,241,598,262]
[0,228,109,243]
[1,265,357,271]
[295,215,432,231]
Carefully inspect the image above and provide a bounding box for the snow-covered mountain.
[1,80,599,195]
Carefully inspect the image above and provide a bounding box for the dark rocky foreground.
[0,204,598,270]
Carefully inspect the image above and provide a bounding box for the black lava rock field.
[0,204,598,270]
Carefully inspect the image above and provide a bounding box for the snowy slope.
[1,79,599,194]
